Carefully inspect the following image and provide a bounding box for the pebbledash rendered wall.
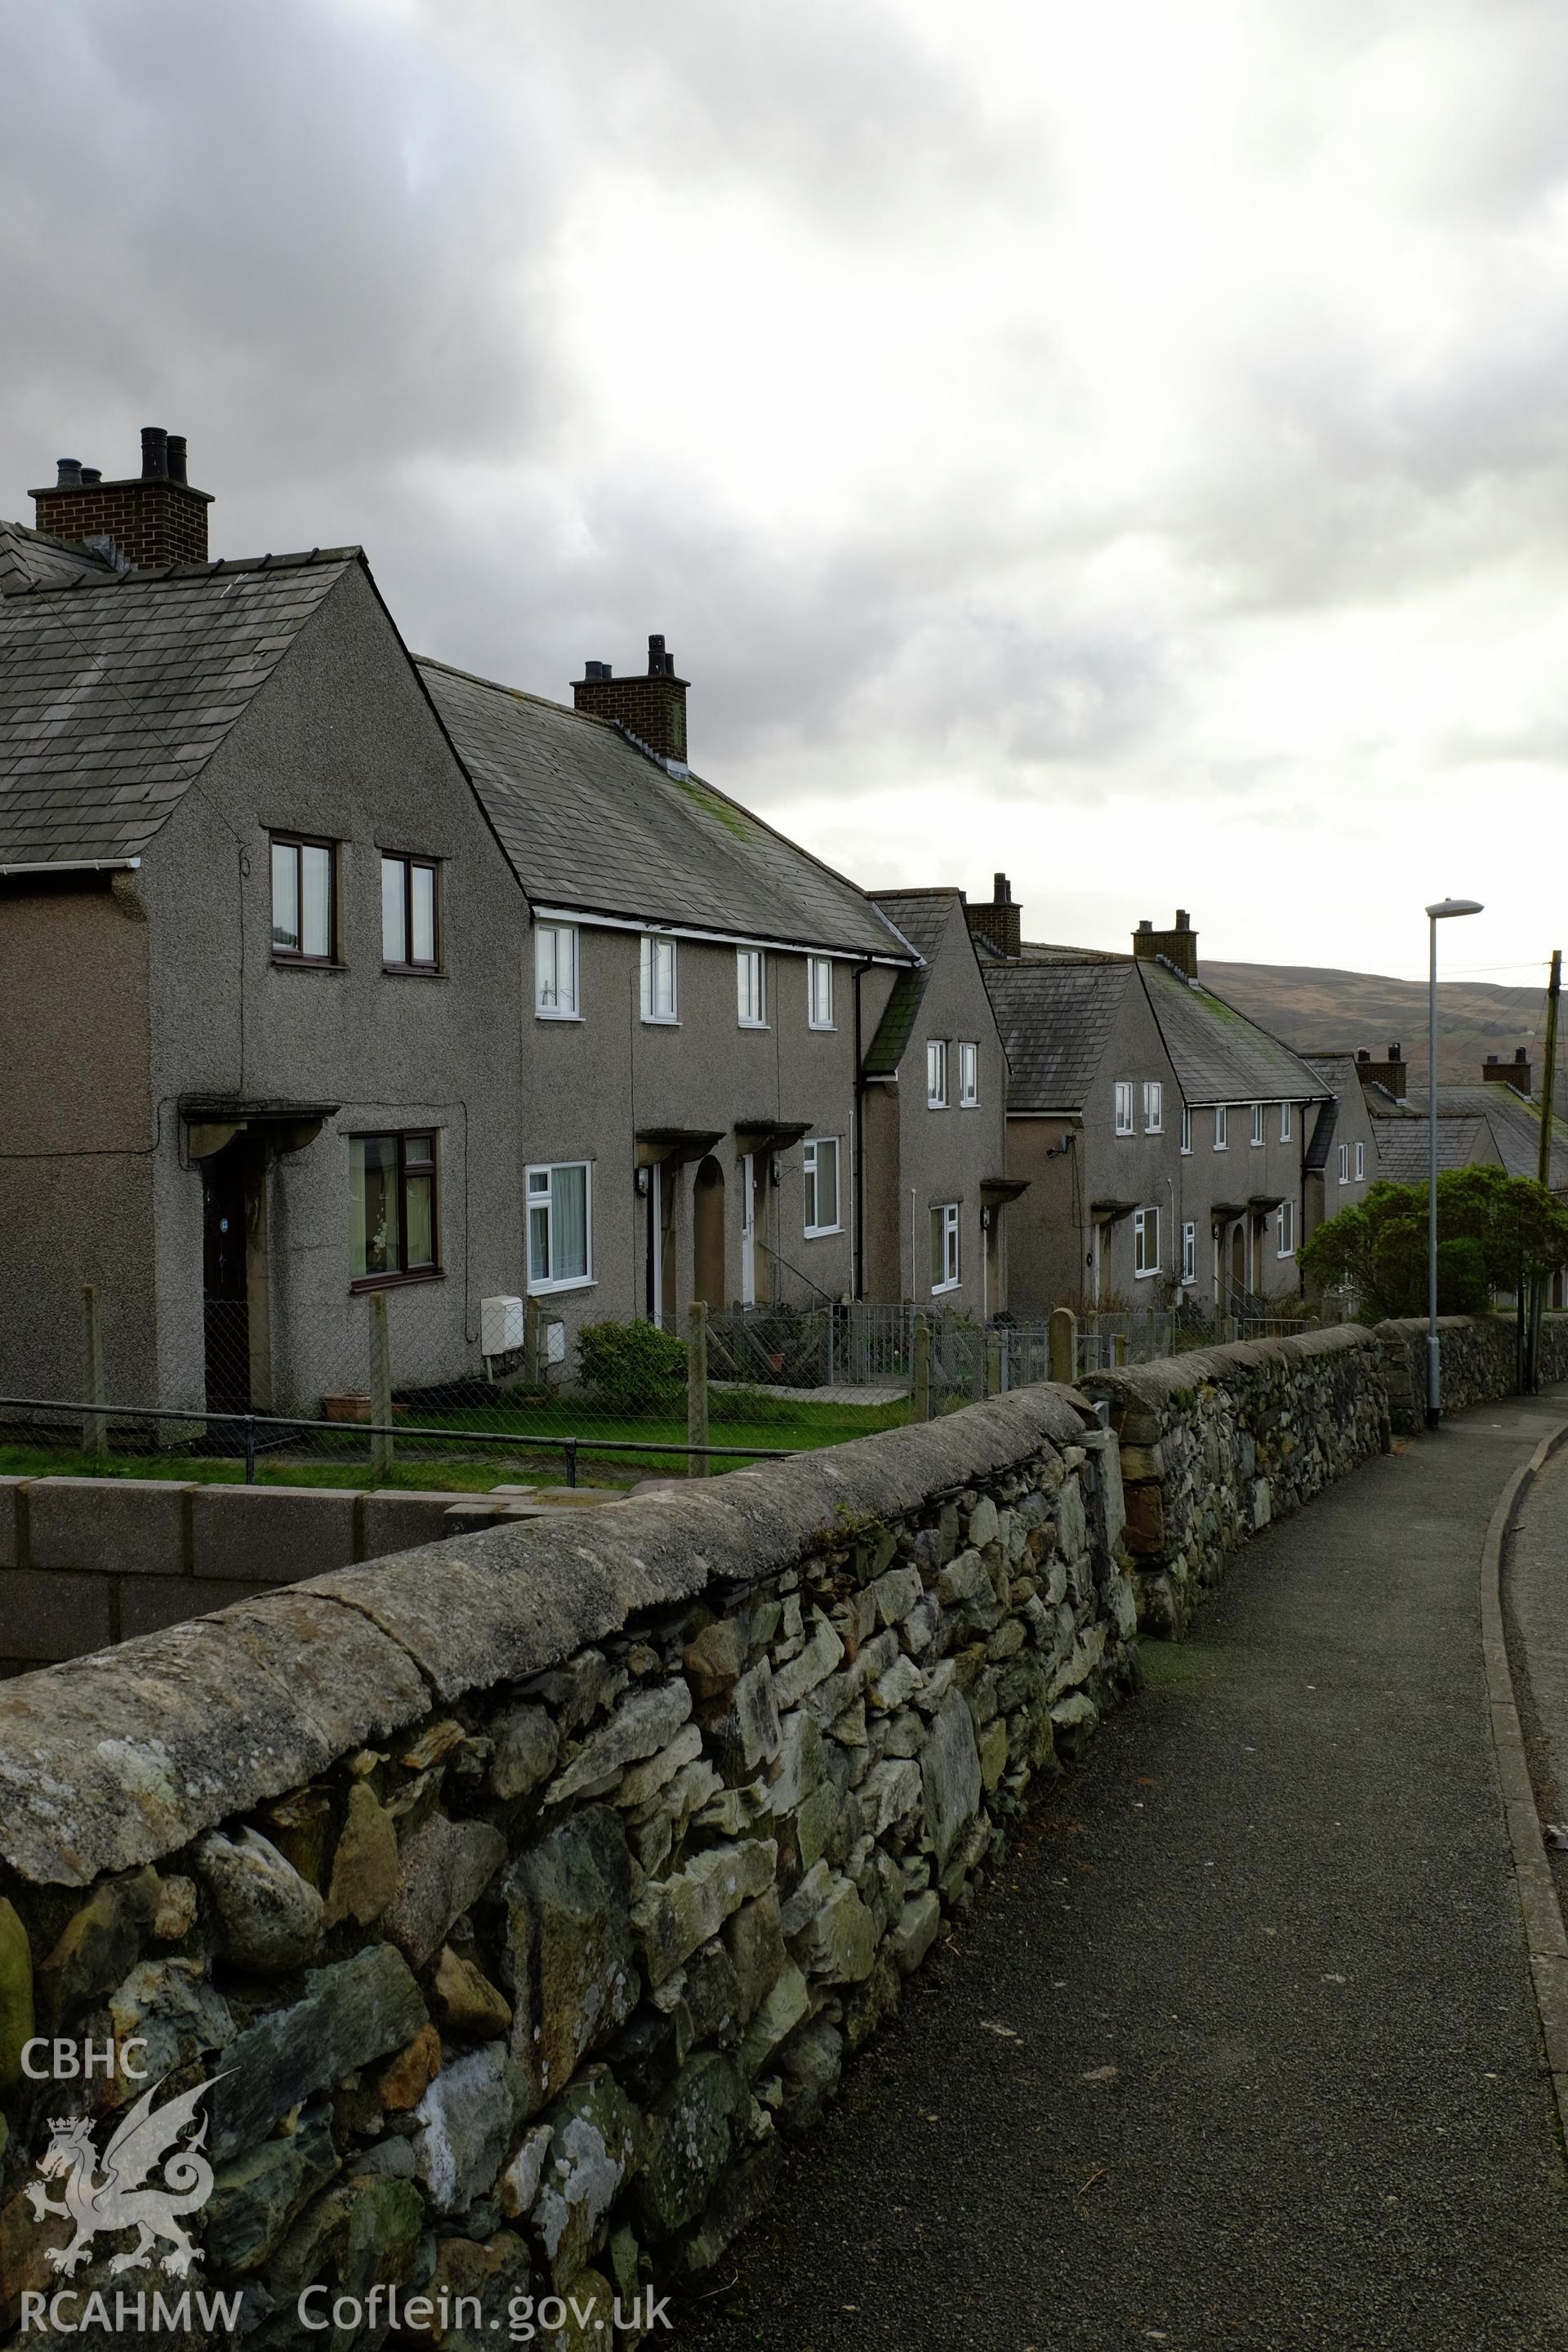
[0,1317,1546,2348]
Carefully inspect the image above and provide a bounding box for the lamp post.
[1425,897,1484,1429]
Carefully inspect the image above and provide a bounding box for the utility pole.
[1528,948,1561,1391]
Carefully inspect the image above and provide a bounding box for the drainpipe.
[852,959,873,1300]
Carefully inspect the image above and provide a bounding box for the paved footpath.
[682,1394,1568,2352]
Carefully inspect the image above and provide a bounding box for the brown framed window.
[350,1130,439,1283]
[381,853,440,970]
[270,835,337,962]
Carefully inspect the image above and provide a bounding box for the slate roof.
[1372,1116,1501,1182]
[0,547,354,866]
[418,658,906,960]
[0,520,118,597]
[1138,962,1330,1107]
[1392,1085,1568,1189]
[862,890,958,1076]
[982,960,1134,1111]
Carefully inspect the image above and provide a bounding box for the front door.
[740,1154,756,1307]
[202,1142,251,1414]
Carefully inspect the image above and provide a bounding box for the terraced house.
[1,428,1016,1428]
[417,639,924,1354]
[971,888,1328,1316]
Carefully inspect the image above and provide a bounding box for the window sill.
[273,955,345,972]
[930,1279,961,1295]
[351,1267,445,1293]
[1134,1267,1160,1281]
[737,1021,771,1032]
[803,1225,843,1241]
[808,1023,837,1035]
[960,1099,979,1111]
[1114,1129,1134,1139]
[536,1009,584,1022]
[1144,1129,1162,1138]
[383,964,445,979]
[528,1277,596,1298]
[641,1016,681,1028]
[927,1101,949,1112]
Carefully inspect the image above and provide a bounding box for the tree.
[1300,1169,1568,1321]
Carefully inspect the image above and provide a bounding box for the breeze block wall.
[0,1389,1138,2348]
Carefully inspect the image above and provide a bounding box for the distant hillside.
[1200,960,1557,1089]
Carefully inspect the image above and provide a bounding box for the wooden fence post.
[912,1316,932,1422]
[986,1332,1003,1397]
[368,1290,394,1483]
[1112,1332,1128,1367]
[1048,1305,1076,1385]
[81,1283,107,1464]
[687,1300,710,1477]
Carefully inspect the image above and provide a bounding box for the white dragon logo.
[24,2074,219,2278]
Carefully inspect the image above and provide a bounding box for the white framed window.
[1143,1080,1162,1134]
[808,957,835,1030]
[1338,1142,1350,1184]
[1214,1106,1228,1150]
[526,1161,592,1293]
[535,922,579,1018]
[1114,1081,1134,1135]
[803,1135,841,1236]
[1280,1101,1292,1143]
[927,1040,949,1107]
[737,947,766,1027]
[1181,1219,1197,1285]
[640,933,678,1023]
[930,1202,960,1292]
[1180,1104,1192,1154]
[1250,1102,1265,1146]
[1134,1204,1160,1278]
[1277,1199,1295,1258]
[1355,1141,1365,1180]
[959,1041,978,1107]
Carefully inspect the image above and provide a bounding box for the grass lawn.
[0,1389,912,1491]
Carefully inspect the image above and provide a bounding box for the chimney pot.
[1516,1046,1528,1062]
[1486,1054,1498,1064]
[140,425,169,480]
[55,459,82,488]
[1175,908,1190,929]
[1138,919,1154,933]
[992,871,1013,904]
[1389,1042,1401,1060]
[166,434,188,485]
[80,467,101,484]
[1357,1050,1370,1062]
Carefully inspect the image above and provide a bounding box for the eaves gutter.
[0,857,141,876]
[529,902,915,966]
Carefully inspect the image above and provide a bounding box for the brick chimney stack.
[572,634,689,767]
[1356,1044,1408,1102]
[1483,1048,1533,1094]
[1132,907,1198,980]
[965,871,1022,960]
[31,425,212,571]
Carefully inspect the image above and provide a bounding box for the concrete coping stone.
[0,1386,1094,1890]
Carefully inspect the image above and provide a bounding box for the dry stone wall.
[1084,1326,1391,1635]
[1375,1312,1568,1433]
[0,1389,1138,2350]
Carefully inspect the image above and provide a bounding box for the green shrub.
[577,1318,687,1410]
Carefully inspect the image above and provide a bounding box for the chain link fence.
[0,1281,1317,1494]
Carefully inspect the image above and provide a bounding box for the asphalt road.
[681,1396,1568,2352]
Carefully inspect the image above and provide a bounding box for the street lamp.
[1425,897,1484,1429]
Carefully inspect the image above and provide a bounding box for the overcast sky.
[4,0,1566,987]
